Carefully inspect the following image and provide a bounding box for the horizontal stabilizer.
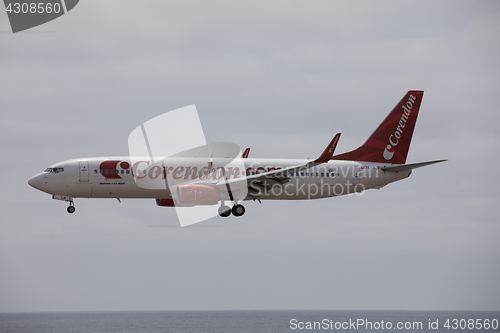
[381,159,447,172]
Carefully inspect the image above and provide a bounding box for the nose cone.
[28,173,43,190]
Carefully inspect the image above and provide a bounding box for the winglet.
[242,148,250,158]
[313,133,341,164]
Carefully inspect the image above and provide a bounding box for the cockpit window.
[44,167,64,173]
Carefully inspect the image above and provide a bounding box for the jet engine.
[176,184,220,206]
[155,198,176,207]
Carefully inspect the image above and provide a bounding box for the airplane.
[28,90,445,217]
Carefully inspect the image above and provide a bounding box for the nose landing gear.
[52,195,75,214]
[67,202,75,214]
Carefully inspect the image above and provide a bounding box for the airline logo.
[383,95,416,161]
[99,160,130,179]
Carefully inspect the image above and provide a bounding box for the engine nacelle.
[176,184,220,206]
[155,198,176,207]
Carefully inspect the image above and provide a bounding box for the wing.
[215,133,341,200]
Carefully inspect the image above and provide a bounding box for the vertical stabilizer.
[332,90,424,164]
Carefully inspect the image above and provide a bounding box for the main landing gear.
[218,202,245,217]
[218,205,231,217]
[232,204,245,217]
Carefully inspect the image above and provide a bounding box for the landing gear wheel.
[67,206,75,214]
[232,204,245,217]
[218,205,231,217]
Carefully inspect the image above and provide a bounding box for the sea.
[0,310,499,333]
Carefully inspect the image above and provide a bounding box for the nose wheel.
[67,202,75,214]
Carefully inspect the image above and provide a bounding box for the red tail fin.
[332,90,424,164]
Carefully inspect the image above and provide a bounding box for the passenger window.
[105,169,109,174]
[110,170,114,174]
[121,170,124,174]
[321,173,324,177]
[100,169,103,174]
[126,170,129,174]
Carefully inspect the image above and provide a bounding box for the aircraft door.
[354,166,361,185]
[79,161,89,182]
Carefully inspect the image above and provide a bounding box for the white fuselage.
[28,157,410,202]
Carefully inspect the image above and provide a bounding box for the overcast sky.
[1,0,499,312]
